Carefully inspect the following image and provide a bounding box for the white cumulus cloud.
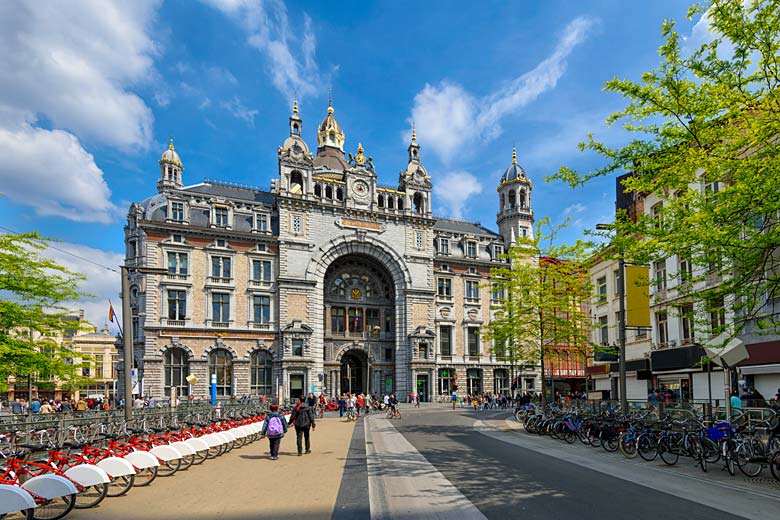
[0,0,161,223]
[201,0,322,99]
[408,16,595,163]
[433,171,483,219]
[0,124,119,222]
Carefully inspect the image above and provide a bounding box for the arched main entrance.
[340,350,368,395]
[323,253,395,396]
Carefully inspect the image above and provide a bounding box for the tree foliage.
[551,0,780,339]
[484,219,594,405]
[0,232,91,389]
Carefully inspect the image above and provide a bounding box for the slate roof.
[182,182,275,204]
[434,218,499,237]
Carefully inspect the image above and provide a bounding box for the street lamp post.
[121,264,169,421]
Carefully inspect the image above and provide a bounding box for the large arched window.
[250,350,273,396]
[208,348,233,396]
[164,347,190,397]
[508,190,516,208]
[519,189,527,209]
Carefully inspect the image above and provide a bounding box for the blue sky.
[0,0,709,326]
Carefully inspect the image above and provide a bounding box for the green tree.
[552,0,780,340]
[0,232,92,391]
[484,219,594,406]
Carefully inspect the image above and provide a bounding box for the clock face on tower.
[352,180,369,202]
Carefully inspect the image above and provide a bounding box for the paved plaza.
[54,405,780,519]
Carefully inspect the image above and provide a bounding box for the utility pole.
[121,266,134,421]
[617,255,628,414]
[120,265,169,421]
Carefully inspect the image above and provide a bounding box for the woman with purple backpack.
[261,403,288,460]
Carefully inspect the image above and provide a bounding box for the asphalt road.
[389,408,768,520]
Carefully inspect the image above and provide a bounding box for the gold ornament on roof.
[512,146,517,165]
[293,99,298,114]
[355,142,366,166]
[169,137,175,151]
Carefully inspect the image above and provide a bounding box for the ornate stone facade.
[121,103,541,401]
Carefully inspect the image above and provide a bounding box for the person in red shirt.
[356,394,364,417]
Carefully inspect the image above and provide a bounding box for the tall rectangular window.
[440,326,452,357]
[253,295,271,324]
[654,260,667,291]
[493,245,504,260]
[212,256,232,279]
[680,304,695,344]
[256,213,268,232]
[466,241,477,258]
[598,315,609,345]
[168,290,186,320]
[212,293,230,323]
[214,207,229,227]
[416,231,424,250]
[440,239,450,255]
[348,307,363,333]
[656,311,668,347]
[366,308,380,333]
[384,311,393,333]
[467,328,480,356]
[171,202,184,222]
[331,307,346,333]
[597,276,607,303]
[709,297,726,334]
[679,257,693,282]
[252,259,272,281]
[465,280,480,300]
[167,252,188,275]
[437,278,452,297]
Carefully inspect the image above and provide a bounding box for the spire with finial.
[293,98,298,115]
[328,88,334,114]
[512,145,517,165]
[411,123,417,144]
[169,136,175,151]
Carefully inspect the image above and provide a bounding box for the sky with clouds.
[0,0,708,328]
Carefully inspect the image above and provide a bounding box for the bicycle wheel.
[701,438,720,464]
[601,432,618,453]
[157,457,181,477]
[618,433,638,459]
[32,494,76,520]
[132,466,158,487]
[106,474,134,497]
[562,428,576,444]
[637,434,658,462]
[178,453,195,471]
[736,443,763,477]
[658,437,679,466]
[192,449,208,465]
[73,483,108,509]
[689,440,706,472]
[0,509,35,520]
[725,448,737,476]
[769,451,780,481]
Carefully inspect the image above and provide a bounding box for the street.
[366,406,780,519]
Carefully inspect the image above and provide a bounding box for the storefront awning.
[739,363,780,375]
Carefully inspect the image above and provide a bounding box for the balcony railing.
[165,273,189,281]
[210,321,230,328]
[164,319,186,327]
[207,277,233,285]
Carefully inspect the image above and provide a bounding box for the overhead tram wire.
[0,224,119,273]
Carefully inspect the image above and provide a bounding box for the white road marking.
[365,415,487,520]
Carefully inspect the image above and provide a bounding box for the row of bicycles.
[519,406,780,480]
[0,406,285,520]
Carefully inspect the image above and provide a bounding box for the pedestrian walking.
[261,403,288,460]
[289,395,316,456]
[452,390,458,410]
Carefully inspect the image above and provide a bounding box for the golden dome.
[317,99,345,151]
[159,138,183,168]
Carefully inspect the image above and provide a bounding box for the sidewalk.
[68,416,357,520]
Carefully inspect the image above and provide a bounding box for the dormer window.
[255,213,269,233]
[466,241,477,258]
[493,245,504,259]
[214,206,229,227]
[171,201,185,222]
[439,239,450,255]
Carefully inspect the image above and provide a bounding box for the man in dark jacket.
[289,395,316,456]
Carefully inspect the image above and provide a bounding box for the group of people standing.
[7,396,99,414]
